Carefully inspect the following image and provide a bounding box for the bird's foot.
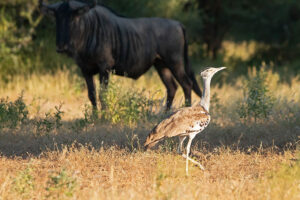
[182,154,205,170]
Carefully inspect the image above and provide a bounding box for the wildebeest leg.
[169,61,192,107]
[84,74,97,109]
[99,71,109,110]
[154,65,178,110]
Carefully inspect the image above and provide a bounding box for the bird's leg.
[182,154,205,171]
[177,136,187,154]
[185,135,195,175]
[185,134,205,175]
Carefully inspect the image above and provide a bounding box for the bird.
[144,67,226,175]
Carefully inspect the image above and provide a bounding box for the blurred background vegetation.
[0,0,300,83]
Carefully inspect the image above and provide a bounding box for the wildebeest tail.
[181,25,202,98]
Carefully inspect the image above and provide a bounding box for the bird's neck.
[199,77,211,112]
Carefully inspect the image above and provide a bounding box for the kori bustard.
[144,67,226,175]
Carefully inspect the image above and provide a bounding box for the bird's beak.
[217,66,226,72]
[213,67,226,75]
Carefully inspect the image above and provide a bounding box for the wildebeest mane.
[71,5,157,71]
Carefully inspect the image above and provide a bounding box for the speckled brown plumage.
[144,106,210,149]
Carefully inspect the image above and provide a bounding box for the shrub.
[0,94,29,129]
[13,167,35,198]
[0,0,43,81]
[71,104,97,133]
[46,169,77,199]
[238,67,275,122]
[34,104,64,135]
[100,79,160,126]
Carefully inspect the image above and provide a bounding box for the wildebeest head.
[39,0,96,53]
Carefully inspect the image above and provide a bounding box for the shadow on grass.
[0,120,150,158]
[194,121,299,153]
[0,117,299,158]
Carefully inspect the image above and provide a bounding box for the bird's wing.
[162,106,210,137]
[144,106,210,148]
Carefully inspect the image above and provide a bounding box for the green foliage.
[13,167,35,197]
[0,94,63,133]
[35,105,64,135]
[71,104,97,133]
[0,94,29,129]
[100,80,160,127]
[182,0,300,62]
[0,0,43,81]
[0,0,74,82]
[238,68,275,122]
[46,169,77,199]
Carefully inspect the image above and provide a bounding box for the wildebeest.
[39,0,202,110]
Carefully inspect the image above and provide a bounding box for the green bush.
[13,167,35,198]
[238,67,275,122]
[46,169,77,199]
[0,0,74,82]
[70,104,98,133]
[0,94,29,129]
[100,80,160,126]
[0,1,42,80]
[34,105,64,135]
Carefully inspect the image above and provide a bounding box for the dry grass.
[0,66,300,199]
[0,147,297,200]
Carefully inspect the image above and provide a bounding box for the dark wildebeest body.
[39,0,202,110]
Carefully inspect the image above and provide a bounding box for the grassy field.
[0,66,299,199]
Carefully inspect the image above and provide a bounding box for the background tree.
[0,0,300,78]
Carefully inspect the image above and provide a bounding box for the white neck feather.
[199,77,212,112]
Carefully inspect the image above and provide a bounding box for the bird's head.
[200,67,226,79]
